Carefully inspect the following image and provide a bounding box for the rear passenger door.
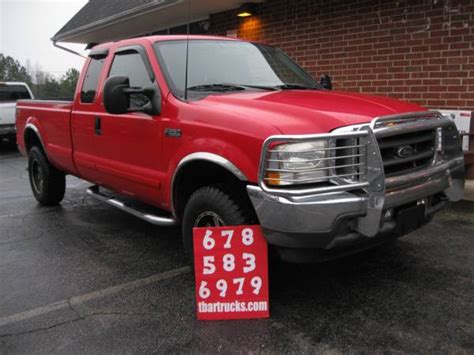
[92,46,164,205]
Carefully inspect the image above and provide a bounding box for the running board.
[86,186,176,227]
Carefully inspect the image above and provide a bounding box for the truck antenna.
[184,0,190,101]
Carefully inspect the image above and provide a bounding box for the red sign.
[193,225,269,320]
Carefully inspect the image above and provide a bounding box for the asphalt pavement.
[1,141,473,354]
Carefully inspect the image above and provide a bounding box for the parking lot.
[0,143,473,353]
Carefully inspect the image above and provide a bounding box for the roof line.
[123,17,209,40]
[51,0,183,42]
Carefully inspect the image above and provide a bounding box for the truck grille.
[377,129,436,177]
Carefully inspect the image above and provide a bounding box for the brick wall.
[210,0,474,110]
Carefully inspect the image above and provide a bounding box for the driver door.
[94,46,163,205]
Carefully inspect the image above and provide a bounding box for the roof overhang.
[52,0,264,44]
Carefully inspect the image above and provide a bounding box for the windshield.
[0,85,31,102]
[154,40,319,99]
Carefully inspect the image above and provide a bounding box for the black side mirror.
[320,74,333,90]
[103,76,161,115]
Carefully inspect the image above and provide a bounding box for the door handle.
[95,116,102,136]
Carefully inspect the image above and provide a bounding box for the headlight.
[265,140,329,186]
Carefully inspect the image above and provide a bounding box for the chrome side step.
[86,186,176,227]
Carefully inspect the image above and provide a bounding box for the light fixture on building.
[237,3,257,18]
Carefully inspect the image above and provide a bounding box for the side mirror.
[103,76,161,115]
[320,74,333,90]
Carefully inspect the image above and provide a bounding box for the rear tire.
[28,146,66,206]
[182,186,254,258]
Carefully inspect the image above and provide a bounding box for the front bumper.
[247,112,465,259]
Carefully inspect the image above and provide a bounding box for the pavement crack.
[67,300,85,320]
[0,317,85,339]
[0,231,46,246]
[0,310,152,339]
[0,302,86,339]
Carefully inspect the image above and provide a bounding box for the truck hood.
[196,90,426,134]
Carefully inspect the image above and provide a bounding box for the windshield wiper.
[187,83,277,92]
[274,84,318,90]
[187,83,318,93]
[187,84,246,92]
[237,84,278,91]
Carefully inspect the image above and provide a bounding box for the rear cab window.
[0,85,31,102]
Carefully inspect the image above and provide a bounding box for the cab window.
[108,51,153,109]
[81,58,104,103]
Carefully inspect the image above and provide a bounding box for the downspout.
[52,41,87,58]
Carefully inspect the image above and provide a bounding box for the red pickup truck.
[16,35,465,262]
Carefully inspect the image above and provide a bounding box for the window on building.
[189,21,209,34]
[170,24,188,35]
[81,58,104,103]
[152,29,169,35]
[139,20,210,38]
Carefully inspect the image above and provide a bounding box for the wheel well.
[24,128,44,154]
[173,160,256,221]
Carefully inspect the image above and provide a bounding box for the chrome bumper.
[247,112,465,250]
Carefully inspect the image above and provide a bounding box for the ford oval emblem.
[396,145,415,158]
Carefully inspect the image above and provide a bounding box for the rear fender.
[23,118,49,159]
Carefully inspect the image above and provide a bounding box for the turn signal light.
[265,172,281,186]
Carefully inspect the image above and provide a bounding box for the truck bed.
[16,99,76,175]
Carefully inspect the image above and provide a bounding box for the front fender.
[163,137,260,213]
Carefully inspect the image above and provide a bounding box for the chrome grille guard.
[257,111,465,237]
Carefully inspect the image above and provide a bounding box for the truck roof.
[0,81,31,86]
[90,35,241,52]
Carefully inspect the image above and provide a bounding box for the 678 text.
[202,228,255,250]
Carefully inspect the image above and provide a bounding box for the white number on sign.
[216,279,228,297]
[203,256,216,275]
[233,277,245,295]
[251,276,262,295]
[242,253,256,273]
[203,230,215,250]
[223,254,236,272]
[221,230,234,249]
[199,281,211,299]
[242,228,254,246]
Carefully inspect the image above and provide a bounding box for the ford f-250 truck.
[16,35,465,262]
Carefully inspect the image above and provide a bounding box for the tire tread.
[182,185,254,257]
[28,146,66,206]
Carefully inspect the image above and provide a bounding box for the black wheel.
[28,146,66,206]
[182,186,254,257]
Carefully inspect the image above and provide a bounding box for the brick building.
[54,0,474,111]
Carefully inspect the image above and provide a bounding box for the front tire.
[182,186,254,257]
[28,146,66,206]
